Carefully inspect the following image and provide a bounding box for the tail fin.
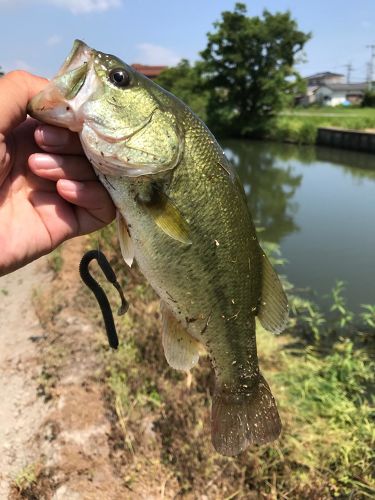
[211,374,281,456]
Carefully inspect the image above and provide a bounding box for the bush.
[362,90,375,107]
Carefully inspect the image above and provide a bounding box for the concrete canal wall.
[317,127,375,153]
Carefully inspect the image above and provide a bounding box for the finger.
[29,153,97,181]
[34,125,84,155]
[0,71,48,135]
[57,179,116,228]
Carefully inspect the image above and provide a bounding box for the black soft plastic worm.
[79,250,128,349]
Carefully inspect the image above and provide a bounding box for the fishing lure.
[79,250,128,349]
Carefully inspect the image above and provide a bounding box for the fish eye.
[108,68,130,88]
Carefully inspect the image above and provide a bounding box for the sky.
[1,0,375,82]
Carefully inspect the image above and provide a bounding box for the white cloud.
[50,0,121,14]
[0,0,121,14]
[136,43,181,66]
[46,34,62,46]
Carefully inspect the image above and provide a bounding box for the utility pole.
[366,44,375,90]
[344,63,353,83]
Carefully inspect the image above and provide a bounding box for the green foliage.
[155,60,209,122]
[362,90,375,107]
[12,463,38,494]
[360,304,375,329]
[330,280,354,329]
[90,227,374,497]
[273,107,375,144]
[273,335,374,497]
[200,3,311,137]
[47,247,63,275]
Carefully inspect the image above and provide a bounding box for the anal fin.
[161,301,200,371]
[257,251,289,334]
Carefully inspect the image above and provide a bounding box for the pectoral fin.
[117,211,134,268]
[139,188,191,245]
[257,251,289,334]
[160,301,200,371]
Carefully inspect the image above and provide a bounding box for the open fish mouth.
[28,39,185,177]
[27,40,97,132]
[56,39,92,76]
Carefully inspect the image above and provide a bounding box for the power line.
[344,63,353,83]
[366,44,375,89]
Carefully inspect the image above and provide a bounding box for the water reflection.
[223,140,302,242]
[221,139,375,310]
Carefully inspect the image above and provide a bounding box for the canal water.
[222,139,375,312]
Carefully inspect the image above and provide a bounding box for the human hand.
[0,71,115,276]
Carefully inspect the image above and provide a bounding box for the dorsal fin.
[257,251,289,334]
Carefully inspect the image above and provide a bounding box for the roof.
[131,64,167,78]
[322,82,368,92]
[305,71,345,80]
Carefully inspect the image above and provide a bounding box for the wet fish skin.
[27,40,288,456]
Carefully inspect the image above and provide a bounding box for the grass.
[270,107,375,144]
[11,463,42,498]
[90,224,375,498]
[47,247,63,276]
[269,336,374,497]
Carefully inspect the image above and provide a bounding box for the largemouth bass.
[28,40,288,456]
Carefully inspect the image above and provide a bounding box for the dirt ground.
[2,235,370,499]
[0,237,247,499]
[0,239,128,499]
[0,258,50,499]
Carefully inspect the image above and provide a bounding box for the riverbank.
[270,107,375,145]
[4,231,374,498]
[14,229,375,500]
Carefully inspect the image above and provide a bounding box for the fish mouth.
[27,40,95,131]
[56,39,92,75]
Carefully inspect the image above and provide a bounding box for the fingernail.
[36,125,70,147]
[32,153,63,169]
[58,179,84,192]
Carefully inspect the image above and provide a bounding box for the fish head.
[28,39,183,177]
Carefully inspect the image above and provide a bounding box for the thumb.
[0,71,48,135]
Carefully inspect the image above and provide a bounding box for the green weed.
[272,333,374,497]
[47,247,63,275]
[271,107,375,144]
[92,226,375,498]
[360,304,375,329]
[330,280,354,329]
[12,463,38,494]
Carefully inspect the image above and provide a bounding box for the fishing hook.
[79,249,128,349]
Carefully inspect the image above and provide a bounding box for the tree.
[200,3,311,137]
[362,90,375,107]
[155,60,209,122]
[0,66,4,77]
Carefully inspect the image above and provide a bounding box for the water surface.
[222,140,375,311]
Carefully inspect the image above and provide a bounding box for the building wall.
[315,87,334,105]
[315,87,364,106]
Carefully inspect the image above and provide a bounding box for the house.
[131,64,167,79]
[315,83,368,106]
[298,71,369,106]
[298,72,345,106]
[305,71,345,87]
